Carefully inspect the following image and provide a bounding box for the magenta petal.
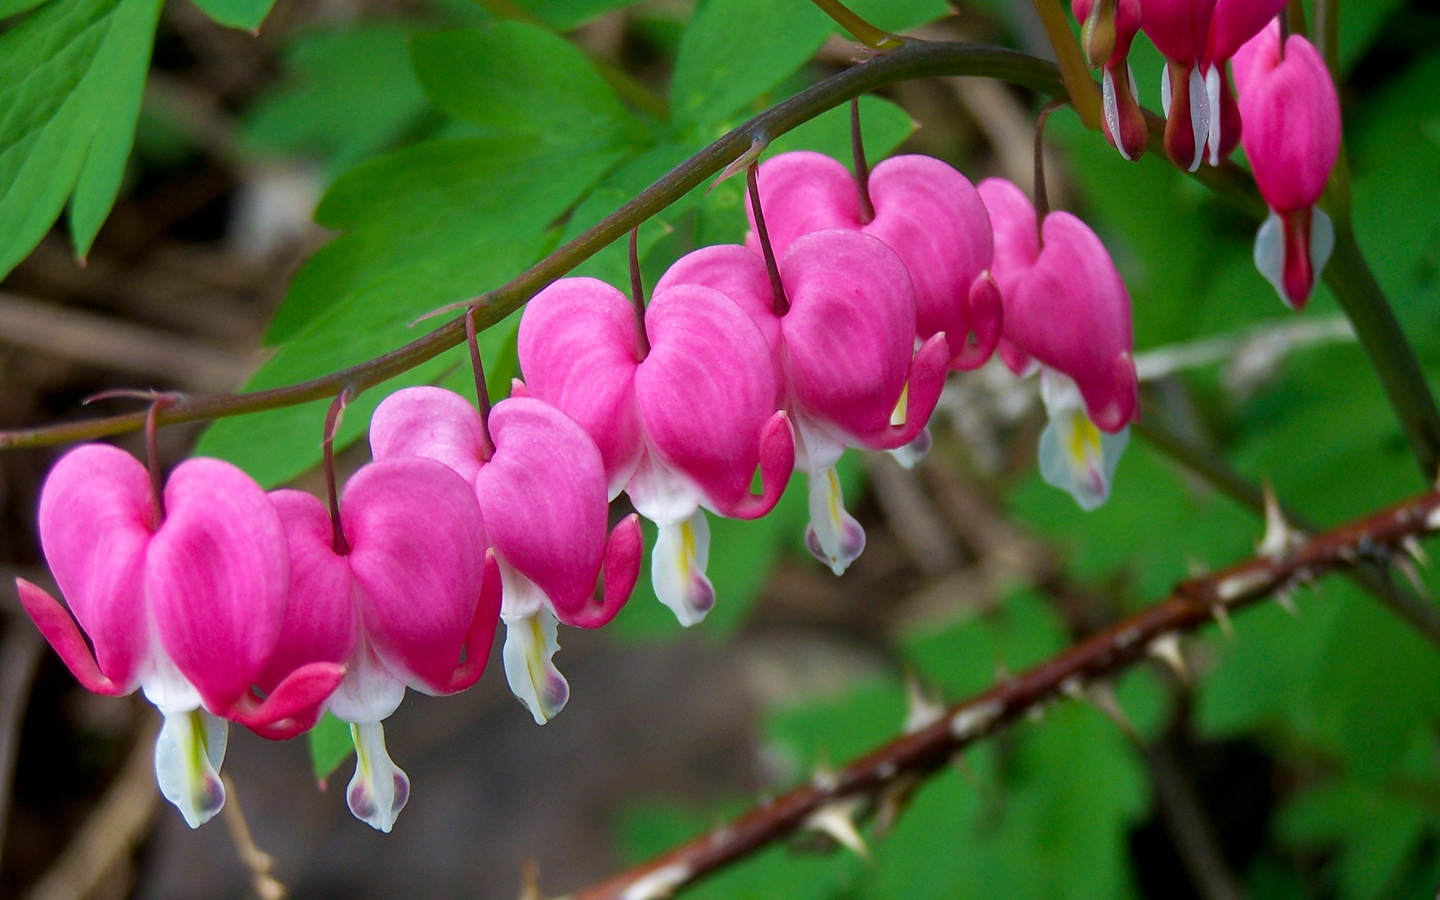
[636,284,784,517]
[37,444,153,692]
[978,178,1041,303]
[1140,0,1211,65]
[654,244,782,364]
[517,278,644,492]
[259,490,359,693]
[722,411,795,520]
[1015,213,1137,432]
[952,271,1005,371]
[369,387,487,484]
[865,156,997,366]
[15,579,128,696]
[476,397,611,625]
[441,549,503,693]
[233,661,347,740]
[559,514,642,629]
[1233,24,1340,214]
[780,230,918,445]
[147,458,290,715]
[851,334,951,450]
[343,458,487,695]
[746,151,860,260]
[1207,0,1285,63]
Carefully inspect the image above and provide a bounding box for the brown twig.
[561,486,1440,900]
[220,774,287,900]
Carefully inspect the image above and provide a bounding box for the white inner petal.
[346,720,410,833]
[500,602,570,725]
[1253,211,1289,307]
[327,635,407,722]
[1102,69,1131,161]
[626,447,702,524]
[805,465,866,576]
[154,707,228,829]
[652,510,716,627]
[1310,207,1336,287]
[1187,66,1210,173]
[1205,64,1222,166]
[1038,411,1131,512]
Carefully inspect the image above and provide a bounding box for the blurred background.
[2,0,1440,898]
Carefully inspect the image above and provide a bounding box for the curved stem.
[323,388,353,555]
[850,97,874,224]
[629,226,650,357]
[465,309,496,462]
[0,41,1068,452]
[808,0,904,50]
[747,162,790,316]
[1027,0,1103,130]
[1032,99,1068,241]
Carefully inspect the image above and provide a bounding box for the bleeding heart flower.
[518,276,793,627]
[978,178,1138,509]
[15,444,344,828]
[657,229,949,575]
[263,456,497,832]
[1232,21,1340,309]
[1073,0,1149,161]
[1141,0,1287,169]
[370,388,641,726]
[742,151,1003,372]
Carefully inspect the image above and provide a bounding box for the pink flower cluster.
[1073,3,1342,307]
[16,150,1139,833]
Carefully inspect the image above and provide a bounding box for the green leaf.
[241,24,432,177]
[513,0,640,31]
[0,0,54,17]
[1279,777,1433,900]
[668,0,946,132]
[410,22,650,147]
[198,135,628,485]
[669,0,831,130]
[307,713,354,785]
[188,0,272,30]
[0,0,162,278]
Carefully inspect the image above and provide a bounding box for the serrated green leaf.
[198,135,627,484]
[307,713,354,784]
[241,24,432,177]
[411,22,650,146]
[0,0,162,278]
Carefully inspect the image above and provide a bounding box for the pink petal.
[517,278,644,494]
[1140,0,1212,64]
[232,661,347,740]
[147,458,291,715]
[654,244,782,365]
[342,458,488,696]
[636,284,786,517]
[15,579,129,696]
[848,334,951,450]
[439,549,503,693]
[953,271,1005,371]
[369,386,488,484]
[476,397,612,624]
[978,178,1042,304]
[36,444,153,691]
[745,151,860,260]
[1207,0,1285,63]
[1234,25,1340,213]
[258,490,359,693]
[866,156,997,367]
[1016,213,1137,432]
[558,514,642,629]
[779,230,919,447]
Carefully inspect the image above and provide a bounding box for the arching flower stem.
[628,227,651,358]
[849,97,875,225]
[323,388,355,555]
[465,309,497,462]
[746,162,791,317]
[1032,99,1069,247]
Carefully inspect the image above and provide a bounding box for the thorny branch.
[560,486,1440,900]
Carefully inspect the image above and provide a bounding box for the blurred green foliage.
[3,0,1439,893]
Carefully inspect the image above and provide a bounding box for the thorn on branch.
[802,798,871,861]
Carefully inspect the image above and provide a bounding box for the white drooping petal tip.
[501,606,570,725]
[154,708,228,829]
[1038,412,1130,512]
[652,511,716,627]
[346,721,410,833]
[805,467,866,576]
